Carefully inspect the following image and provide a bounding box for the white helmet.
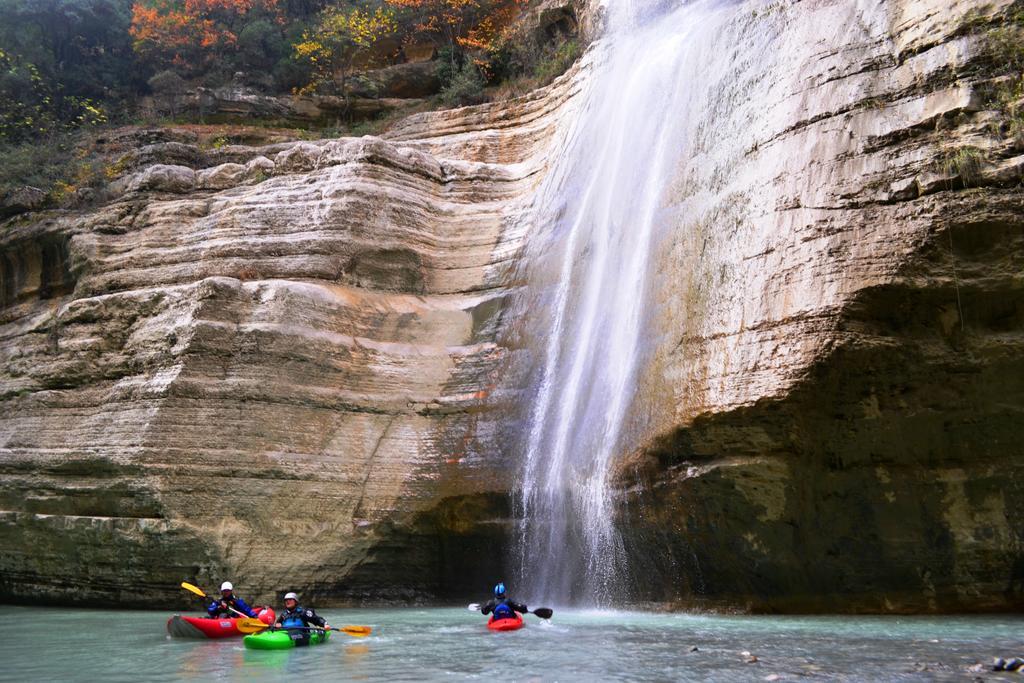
[220,581,233,592]
[284,592,298,601]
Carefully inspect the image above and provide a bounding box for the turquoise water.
[0,606,1022,681]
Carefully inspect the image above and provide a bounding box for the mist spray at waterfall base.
[513,0,736,606]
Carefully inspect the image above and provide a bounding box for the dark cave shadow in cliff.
[614,191,1024,613]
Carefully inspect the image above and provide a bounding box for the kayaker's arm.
[510,601,528,614]
[479,599,497,615]
[303,608,327,628]
[233,597,259,618]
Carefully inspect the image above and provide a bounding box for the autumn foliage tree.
[386,0,524,102]
[293,4,397,103]
[386,0,522,51]
[129,0,282,75]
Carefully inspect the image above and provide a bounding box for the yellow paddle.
[237,619,373,637]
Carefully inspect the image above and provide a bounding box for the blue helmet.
[494,583,506,597]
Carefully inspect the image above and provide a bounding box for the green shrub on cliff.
[435,44,462,91]
[440,61,487,107]
[533,39,581,83]
[983,10,1024,146]
[940,146,988,187]
[486,31,581,100]
[988,12,1024,72]
[0,138,72,206]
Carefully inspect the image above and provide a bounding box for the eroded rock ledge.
[0,59,584,606]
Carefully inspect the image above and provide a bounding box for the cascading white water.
[514,0,740,605]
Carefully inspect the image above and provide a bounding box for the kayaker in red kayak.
[207,581,259,619]
[481,583,528,622]
[276,591,331,647]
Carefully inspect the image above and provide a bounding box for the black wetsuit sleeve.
[480,599,497,615]
[304,608,326,627]
[510,601,528,614]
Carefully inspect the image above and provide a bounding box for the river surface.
[0,606,1021,681]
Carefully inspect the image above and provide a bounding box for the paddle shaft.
[269,626,328,632]
[258,625,371,637]
[266,625,368,633]
[467,602,553,619]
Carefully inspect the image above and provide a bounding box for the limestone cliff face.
[0,71,583,606]
[1,0,1021,613]
[611,0,1024,612]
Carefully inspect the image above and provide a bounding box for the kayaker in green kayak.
[276,591,330,646]
[481,583,528,621]
[207,581,260,619]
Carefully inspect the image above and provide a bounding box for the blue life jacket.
[493,600,515,620]
[281,606,307,629]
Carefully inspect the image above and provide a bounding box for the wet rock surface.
[611,0,1024,612]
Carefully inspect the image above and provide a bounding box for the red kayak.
[487,613,525,631]
[167,608,275,639]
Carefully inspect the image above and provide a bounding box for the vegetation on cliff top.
[0,0,574,142]
[0,0,580,212]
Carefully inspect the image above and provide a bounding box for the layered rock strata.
[0,69,584,606]
[611,0,1024,612]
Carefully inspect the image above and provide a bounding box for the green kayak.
[243,628,331,650]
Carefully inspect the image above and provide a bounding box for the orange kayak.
[487,613,525,631]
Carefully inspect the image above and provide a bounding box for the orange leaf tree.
[130,0,281,74]
[386,0,523,56]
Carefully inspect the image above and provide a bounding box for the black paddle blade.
[532,608,553,619]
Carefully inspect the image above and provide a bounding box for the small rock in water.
[741,651,751,657]
[747,656,759,664]
[689,646,699,652]
[764,675,781,681]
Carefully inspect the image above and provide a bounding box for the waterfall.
[513,0,738,605]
